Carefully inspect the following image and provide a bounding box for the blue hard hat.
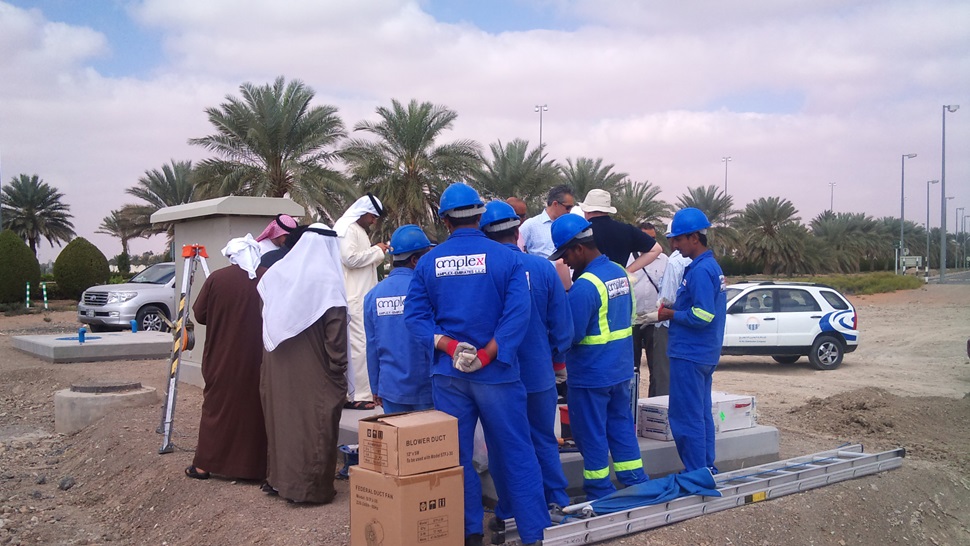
[549,214,593,261]
[667,207,711,238]
[389,224,432,257]
[438,182,485,218]
[479,201,521,233]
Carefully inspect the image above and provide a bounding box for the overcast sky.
[2,0,969,263]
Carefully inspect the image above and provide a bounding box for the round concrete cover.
[70,380,143,394]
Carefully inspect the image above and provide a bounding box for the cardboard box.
[638,396,674,441]
[636,392,757,440]
[358,410,459,476]
[711,391,757,432]
[350,465,464,546]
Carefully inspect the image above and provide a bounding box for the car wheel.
[137,305,170,332]
[809,335,844,370]
[771,355,800,364]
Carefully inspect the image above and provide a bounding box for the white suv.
[77,262,176,332]
[721,281,859,370]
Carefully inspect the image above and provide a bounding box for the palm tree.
[190,76,349,219]
[0,174,76,255]
[559,157,627,201]
[810,211,888,273]
[124,160,197,239]
[677,185,738,256]
[469,139,559,213]
[343,99,482,239]
[96,209,139,257]
[611,180,672,226]
[734,197,808,275]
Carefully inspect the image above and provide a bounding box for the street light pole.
[956,206,965,270]
[940,104,959,282]
[899,153,917,275]
[925,180,938,281]
[828,182,836,211]
[534,104,548,150]
[721,156,732,195]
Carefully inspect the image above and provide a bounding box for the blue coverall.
[666,249,727,472]
[491,244,574,519]
[363,267,433,414]
[405,228,550,544]
[566,254,648,500]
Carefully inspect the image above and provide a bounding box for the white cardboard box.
[637,392,757,440]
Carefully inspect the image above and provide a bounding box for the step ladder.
[497,444,904,545]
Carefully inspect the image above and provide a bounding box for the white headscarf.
[257,223,348,352]
[221,234,262,279]
[333,194,384,237]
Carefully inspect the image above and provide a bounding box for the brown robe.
[261,306,348,503]
[192,265,268,481]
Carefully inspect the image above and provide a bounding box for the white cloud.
[0,0,968,264]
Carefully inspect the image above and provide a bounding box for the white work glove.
[455,352,485,373]
[644,311,660,323]
[451,342,478,371]
[555,366,567,384]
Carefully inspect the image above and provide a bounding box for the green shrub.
[0,230,41,304]
[53,237,110,301]
[785,272,923,295]
[116,252,131,276]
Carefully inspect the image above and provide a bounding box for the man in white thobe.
[333,194,388,407]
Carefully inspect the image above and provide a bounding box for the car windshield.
[725,288,743,302]
[130,264,176,285]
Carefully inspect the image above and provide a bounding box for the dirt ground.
[0,284,968,546]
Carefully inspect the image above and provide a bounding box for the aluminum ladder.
[496,443,905,545]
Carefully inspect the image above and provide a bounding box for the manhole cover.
[70,380,143,394]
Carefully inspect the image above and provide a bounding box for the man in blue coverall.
[363,224,434,414]
[480,200,573,540]
[405,183,549,546]
[549,214,649,501]
[656,208,727,472]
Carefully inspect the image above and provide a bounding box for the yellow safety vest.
[576,269,636,346]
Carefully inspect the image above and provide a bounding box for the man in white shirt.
[630,222,668,388]
[334,194,388,408]
[519,185,576,258]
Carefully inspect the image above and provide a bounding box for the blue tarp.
[582,467,721,516]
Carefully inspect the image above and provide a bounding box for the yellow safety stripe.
[691,306,715,323]
[584,467,611,480]
[613,458,644,472]
[577,271,633,346]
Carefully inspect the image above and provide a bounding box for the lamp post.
[940,104,959,282]
[828,182,836,211]
[534,104,548,149]
[898,153,917,275]
[956,206,965,270]
[721,156,732,195]
[963,214,970,270]
[944,195,955,270]
[925,180,939,280]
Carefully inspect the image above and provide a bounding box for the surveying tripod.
[158,244,211,454]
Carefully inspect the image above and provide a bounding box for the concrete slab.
[335,409,780,503]
[480,425,780,503]
[12,331,172,363]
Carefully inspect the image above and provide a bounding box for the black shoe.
[488,517,505,544]
[465,533,484,546]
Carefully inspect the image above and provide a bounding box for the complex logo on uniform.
[746,317,760,331]
[376,296,406,316]
[605,277,630,299]
[419,497,447,511]
[435,254,487,277]
[719,275,727,291]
